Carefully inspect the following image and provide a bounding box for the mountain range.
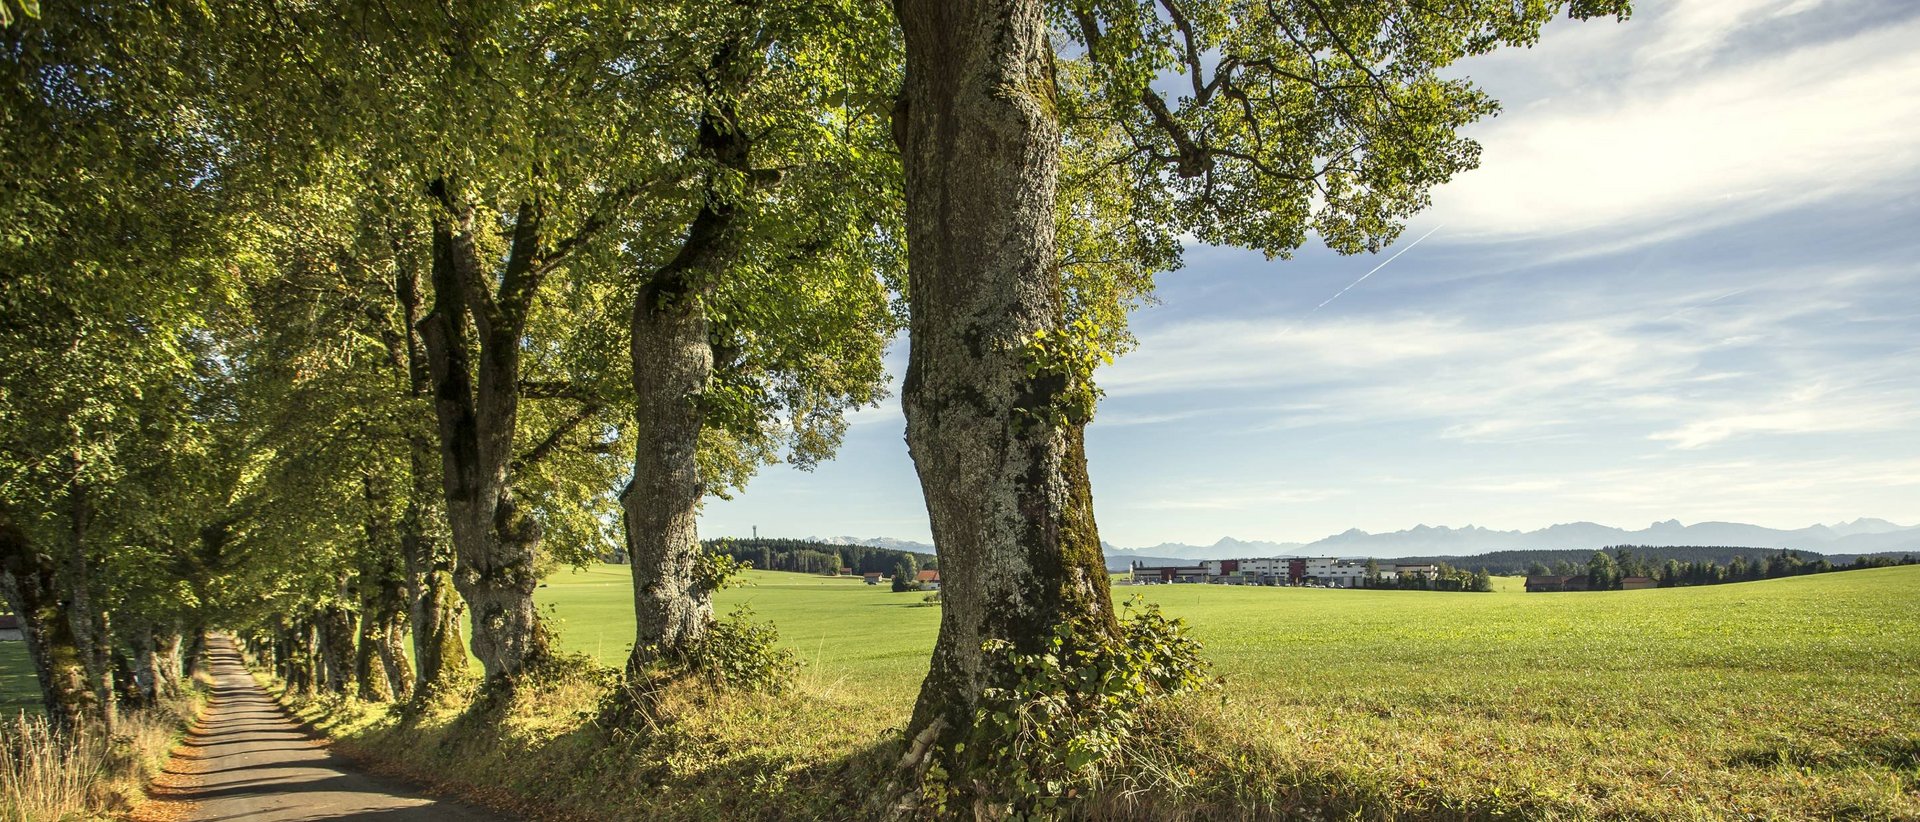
[813,518,1920,570]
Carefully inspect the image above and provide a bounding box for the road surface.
[144,637,504,822]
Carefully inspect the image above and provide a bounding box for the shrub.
[934,599,1216,817]
[676,607,798,694]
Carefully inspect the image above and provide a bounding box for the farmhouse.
[0,613,19,641]
[915,569,941,590]
[1524,575,1591,592]
[862,571,882,585]
[1620,576,1657,590]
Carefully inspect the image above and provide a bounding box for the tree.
[1,0,235,730]
[206,0,688,686]
[886,0,1630,795]
[620,3,901,676]
[892,554,919,593]
[1471,568,1494,593]
[1587,551,1620,591]
[1526,561,1551,577]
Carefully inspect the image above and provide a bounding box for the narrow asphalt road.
[146,637,505,822]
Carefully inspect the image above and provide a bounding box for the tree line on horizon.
[1519,546,1917,591]
[1,0,1633,811]
[700,537,936,578]
[1398,545,1915,577]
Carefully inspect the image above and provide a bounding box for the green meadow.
[536,563,1920,819]
[0,642,35,716]
[5,564,1913,817]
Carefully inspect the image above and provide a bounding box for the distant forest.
[697,538,938,577]
[1396,545,1916,577]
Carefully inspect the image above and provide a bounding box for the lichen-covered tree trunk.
[358,479,414,702]
[62,480,118,734]
[279,620,318,695]
[894,0,1120,777]
[0,509,95,729]
[133,632,166,704]
[183,624,207,679]
[354,592,400,702]
[419,197,549,685]
[156,629,184,698]
[319,605,358,695]
[373,585,414,700]
[395,250,470,695]
[622,280,715,673]
[621,103,750,672]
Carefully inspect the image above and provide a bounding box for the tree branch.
[513,403,601,473]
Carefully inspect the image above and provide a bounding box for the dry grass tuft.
[0,679,206,822]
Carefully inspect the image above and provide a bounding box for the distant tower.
[752,525,758,540]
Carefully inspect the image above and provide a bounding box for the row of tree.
[1526,547,1917,591]
[1402,545,1894,576]
[706,538,936,577]
[0,0,1629,804]
[1360,560,1494,592]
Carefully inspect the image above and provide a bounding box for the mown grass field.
[0,642,37,716]
[7,565,1913,817]
[535,563,1920,819]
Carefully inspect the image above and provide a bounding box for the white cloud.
[1101,269,1919,451]
[1430,3,1920,243]
[1649,381,1920,448]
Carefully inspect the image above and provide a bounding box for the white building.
[1135,556,1401,587]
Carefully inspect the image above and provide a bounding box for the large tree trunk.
[894,0,1119,776]
[182,624,207,680]
[402,495,468,693]
[132,632,165,705]
[374,584,414,700]
[622,278,715,672]
[279,620,318,696]
[357,478,414,702]
[621,98,752,673]
[319,605,358,695]
[156,628,184,697]
[418,192,549,684]
[61,478,117,734]
[0,509,94,729]
[394,261,469,694]
[354,604,393,702]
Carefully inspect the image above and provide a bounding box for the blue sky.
[704,0,1920,548]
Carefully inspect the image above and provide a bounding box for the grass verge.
[0,675,209,822]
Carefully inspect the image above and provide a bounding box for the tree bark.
[393,258,468,694]
[183,624,207,679]
[354,604,393,702]
[156,628,184,697]
[621,94,752,673]
[132,632,165,705]
[319,605,358,695]
[622,284,713,672]
[894,0,1119,775]
[358,477,414,702]
[61,476,117,734]
[0,508,94,729]
[418,189,550,684]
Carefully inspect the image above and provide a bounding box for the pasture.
[0,643,35,716]
[538,563,1920,818]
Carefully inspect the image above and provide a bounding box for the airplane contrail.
[1313,223,1444,311]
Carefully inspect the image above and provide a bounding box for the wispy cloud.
[1102,268,1919,451]
[1431,3,1920,245]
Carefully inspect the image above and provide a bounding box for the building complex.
[1129,556,1437,588]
